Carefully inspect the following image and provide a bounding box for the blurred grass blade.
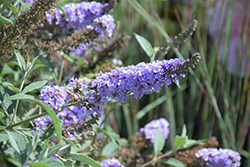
[166,89,176,149]
[136,95,166,120]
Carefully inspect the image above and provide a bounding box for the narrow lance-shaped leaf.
[32,157,64,167]
[134,33,154,58]
[35,99,62,143]
[14,49,26,72]
[0,16,15,27]
[5,130,29,165]
[154,128,165,158]
[30,162,50,167]
[6,130,20,155]
[6,93,35,100]
[56,2,71,21]
[2,82,20,93]
[39,140,49,161]
[16,97,62,143]
[22,80,48,94]
[68,153,101,167]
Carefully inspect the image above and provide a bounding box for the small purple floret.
[101,157,123,167]
[140,118,170,143]
[195,148,241,167]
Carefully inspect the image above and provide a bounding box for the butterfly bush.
[35,54,200,137]
[195,148,241,167]
[39,53,201,116]
[140,118,170,143]
[101,157,123,167]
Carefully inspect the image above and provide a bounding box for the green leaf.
[2,82,20,93]
[175,80,181,88]
[0,64,16,76]
[183,139,205,149]
[159,158,186,167]
[35,99,62,143]
[29,64,47,74]
[47,144,63,158]
[10,4,18,14]
[174,135,187,148]
[101,142,120,157]
[26,133,40,166]
[154,128,165,158]
[40,157,64,167]
[22,80,48,94]
[40,140,50,161]
[0,16,14,27]
[32,132,40,150]
[30,162,50,167]
[27,55,41,72]
[0,131,9,142]
[41,125,56,141]
[0,85,15,119]
[181,124,187,137]
[19,98,62,143]
[78,58,85,66]
[136,95,167,120]
[14,49,26,72]
[6,130,28,165]
[71,140,92,154]
[6,130,20,155]
[134,33,154,57]
[97,127,120,147]
[68,153,101,167]
[39,57,58,84]
[0,0,15,15]
[6,93,34,100]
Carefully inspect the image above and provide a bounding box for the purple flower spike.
[101,157,123,167]
[39,54,200,116]
[195,148,241,167]
[140,118,170,143]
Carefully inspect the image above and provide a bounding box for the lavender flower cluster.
[44,1,116,56]
[140,118,170,143]
[195,148,241,167]
[101,157,123,167]
[32,116,52,135]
